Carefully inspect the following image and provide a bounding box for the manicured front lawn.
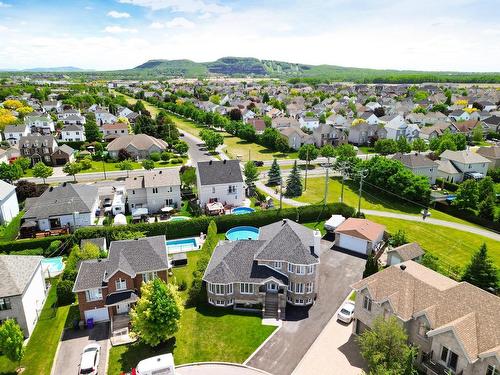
[75,160,186,174]
[0,279,70,375]
[107,249,276,374]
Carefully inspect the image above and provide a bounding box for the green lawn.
[107,249,276,375]
[75,160,186,174]
[365,215,500,278]
[357,146,376,154]
[295,176,485,227]
[0,279,70,375]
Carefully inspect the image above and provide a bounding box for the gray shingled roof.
[73,259,108,292]
[197,160,243,185]
[0,255,43,297]
[387,242,425,261]
[125,169,180,190]
[23,183,98,220]
[392,153,438,168]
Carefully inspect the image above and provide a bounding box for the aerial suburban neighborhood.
[0,1,499,375]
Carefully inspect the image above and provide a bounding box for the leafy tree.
[0,108,17,131]
[118,148,132,161]
[243,160,258,188]
[472,126,483,143]
[374,139,398,155]
[430,103,448,113]
[358,316,418,375]
[200,129,224,151]
[478,194,496,221]
[118,159,134,177]
[174,140,188,155]
[461,244,498,293]
[229,108,242,121]
[275,136,289,153]
[130,278,183,346]
[320,144,336,163]
[262,92,270,103]
[262,115,272,128]
[363,253,379,278]
[149,152,161,162]
[180,166,196,187]
[453,179,478,210]
[260,127,279,149]
[421,252,440,271]
[335,144,357,160]
[285,161,302,197]
[0,319,25,366]
[389,229,408,247]
[63,162,82,182]
[84,115,101,142]
[14,157,31,172]
[134,114,156,136]
[411,138,428,153]
[160,151,171,162]
[396,137,411,153]
[267,158,281,186]
[478,176,495,201]
[15,180,48,202]
[452,133,467,150]
[57,279,75,305]
[32,162,53,183]
[142,159,155,170]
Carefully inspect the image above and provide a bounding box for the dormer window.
[363,295,372,311]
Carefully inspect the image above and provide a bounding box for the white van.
[135,354,175,375]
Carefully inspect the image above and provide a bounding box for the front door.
[116,303,129,315]
[267,282,278,293]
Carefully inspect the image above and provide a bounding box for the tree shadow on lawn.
[114,337,177,373]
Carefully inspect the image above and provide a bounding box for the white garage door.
[338,234,368,254]
[84,308,109,323]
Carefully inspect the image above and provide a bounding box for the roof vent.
[282,219,286,226]
[49,187,53,192]
[159,170,162,174]
[223,159,227,164]
[400,264,406,271]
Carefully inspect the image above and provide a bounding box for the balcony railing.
[421,352,463,375]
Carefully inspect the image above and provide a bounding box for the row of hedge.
[74,203,356,242]
[0,235,70,254]
[435,178,459,192]
[433,202,500,231]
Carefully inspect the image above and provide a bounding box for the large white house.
[61,124,86,142]
[0,255,47,338]
[0,180,19,225]
[437,150,491,183]
[196,160,244,208]
[3,123,29,146]
[25,113,55,134]
[125,169,182,213]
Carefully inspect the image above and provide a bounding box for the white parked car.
[337,301,355,324]
[324,215,346,233]
[135,353,176,375]
[79,342,101,375]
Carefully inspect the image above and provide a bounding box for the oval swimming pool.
[231,207,255,215]
[226,226,259,241]
[167,216,191,222]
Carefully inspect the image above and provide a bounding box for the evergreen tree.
[461,244,498,293]
[363,253,379,278]
[285,161,302,197]
[84,114,101,142]
[478,194,496,221]
[267,158,281,186]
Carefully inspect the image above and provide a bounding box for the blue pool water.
[232,207,255,215]
[226,226,259,241]
[167,216,191,222]
[41,257,64,274]
[166,238,198,253]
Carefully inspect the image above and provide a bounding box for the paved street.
[181,130,217,165]
[52,323,109,375]
[245,240,365,375]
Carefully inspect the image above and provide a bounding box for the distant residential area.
[0,75,499,375]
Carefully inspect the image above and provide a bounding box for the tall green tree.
[243,160,258,188]
[267,158,281,186]
[0,319,25,367]
[461,244,498,293]
[478,194,496,221]
[275,136,289,153]
[320,144,336,164]
[396,137,411,153]
[32,161,53,183]
[374,139,399,155]
[63,162,82,182]
[130,278,183,346]
[358,316,418,375]
[84,114,101,142]
[200,129,224,151]
[363,253,379,278]
[477,176,495,201]
[0,162,23,183]
[411,138,428,153]
[285,161,302,197]
[453,179,478,210]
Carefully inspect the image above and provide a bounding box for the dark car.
[253,161,264,167]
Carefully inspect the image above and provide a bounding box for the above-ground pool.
[231,207,255,215]
[167,216,191,222]
[226,226,259,241]
[41,257,64,277]
[166,237,199,254]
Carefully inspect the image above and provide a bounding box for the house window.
[240,283,254,294]
[215,300,225,306]
[296,265,305,275]
[295,283,304,294]
[165,198,173,206]
[85,289,102,302]
[212,187,216,194]
[306,297,313,304]
[295,298,304,304]
[288,281,294,292]
[363,296,372,311]
[418,321,428,338]
[142,271,157,283]
[305,282,313,293]
[152,188,158,194]
[288,263,295,273]
[307,265,315,274]
[115,278,127,291]
[273,261,282,269]
[0,298,12,311]
[440,346,458,372]
[486,365,499,375]
[228,185,236,193]
[227,298,234,306]
[132,190,135,194]
[226,284,233,295]
[209,283,225,295]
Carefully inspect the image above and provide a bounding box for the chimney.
[62,182,67,187]
[223,159,227,164]
[400,264,406,271]
[209,160,212,165]
[313,230,321,256]
[282,219,287,226]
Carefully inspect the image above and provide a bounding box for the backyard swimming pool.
[166,237,199,254]
[167,216,191,222]
[231,207,255,215]
[226,226,259,241]
[41,257,64,277]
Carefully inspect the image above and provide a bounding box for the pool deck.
[166,236,204,255]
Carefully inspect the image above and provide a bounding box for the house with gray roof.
[106,134,168,160]
[392,153,439,184]
[73,236,169,324]
[196,160,244,208]
[21,183,98,235]
[386,242,425,266]
[61,124,86,142]
[203,219,321,319]
[0,255,47,337]
[438,150,491,183]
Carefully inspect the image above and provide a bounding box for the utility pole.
[304,147,309,191]
[357,169,369,215]
[323,160,332,206]
[102,159,107,180]
[337,161,350,203]
[279,177,283,210]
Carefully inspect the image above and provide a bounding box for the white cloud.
[198,13,211,19]
[107,10,131,18]
[150,22,164,29]
[104,25,138,33]
[0,25,8,31]
[150,17,195,29]
[118,0,230,14]
[0,2,12,8]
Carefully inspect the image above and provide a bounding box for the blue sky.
[0,0,499,71]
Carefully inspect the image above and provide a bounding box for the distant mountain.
[129,56,500,83]
[0,66,91,72]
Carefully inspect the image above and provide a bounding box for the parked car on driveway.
[337,301,355,323]
[79,342,101,375]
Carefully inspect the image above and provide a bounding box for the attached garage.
[84,307,109,323]
[338,233,369,254]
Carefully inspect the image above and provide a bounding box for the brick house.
[73,236,169,324]
[19,134,74,166]
[203,219,321,320]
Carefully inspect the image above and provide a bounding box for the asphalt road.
[246,240,365,375]
[181,130,217,165]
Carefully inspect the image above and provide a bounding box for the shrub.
[56,280,75,305]
[45,240,62,256]
[435,178,459,192]
[170,158,182,164]
[0,235,70,254]
[79,158,92,170]
[178,279,188,291]
[149,152,161,162]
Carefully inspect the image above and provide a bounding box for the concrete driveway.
[52,323,110,375]
[245,240,365,375]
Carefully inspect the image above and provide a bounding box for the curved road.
[256,181,500,242]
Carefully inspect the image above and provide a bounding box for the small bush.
[178,279,188,291]
[149,152,161,162]
[46,240,62,256]
[170,158,182,164]
[56,279,75,305]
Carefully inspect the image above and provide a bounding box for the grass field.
[77,159,185,174]
[107,249,276,374]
